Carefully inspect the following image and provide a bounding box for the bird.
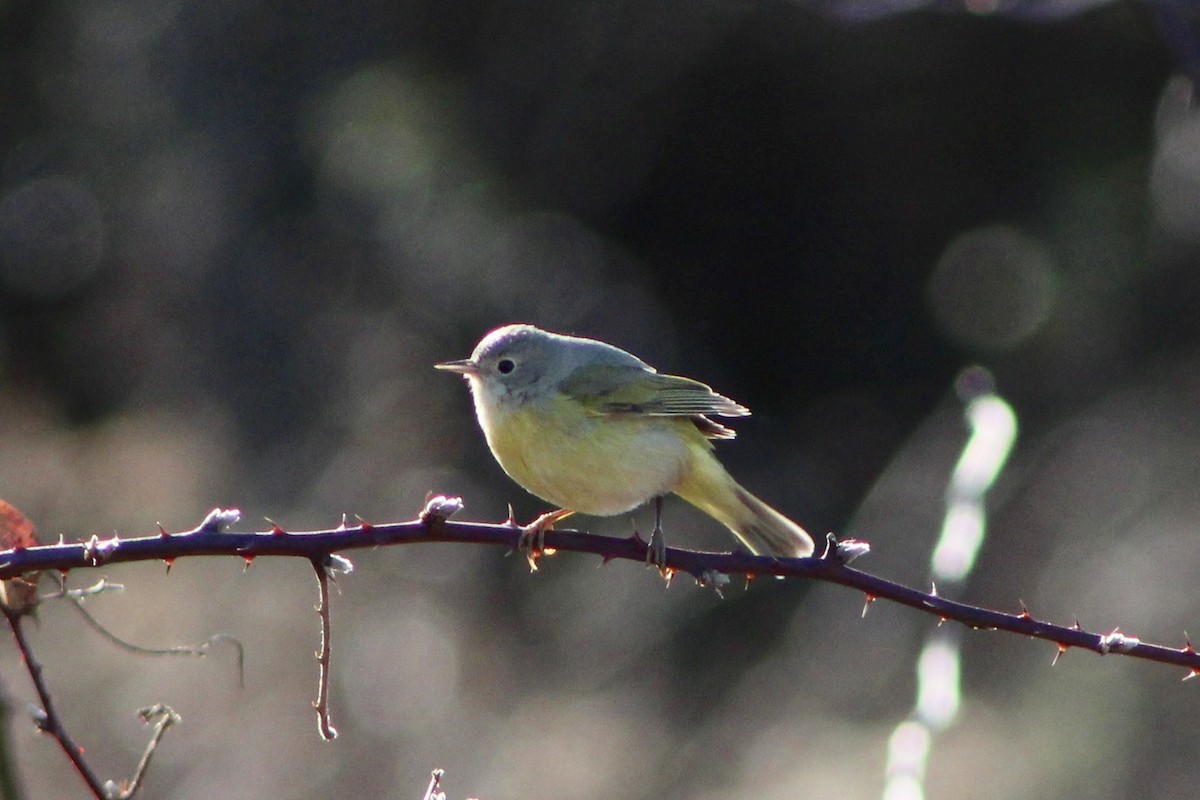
[436,323,814,566]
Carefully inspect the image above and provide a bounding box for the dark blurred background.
[3,0,1200,797]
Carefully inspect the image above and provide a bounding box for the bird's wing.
[560,365,749,438]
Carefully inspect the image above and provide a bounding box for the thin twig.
[422,768,445,800]
[310,557,337,741]
[3,609,106,798]
[108,705,181,799]
[66,598,245,687]
[40,574,246,685]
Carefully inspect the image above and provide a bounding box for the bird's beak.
[435,359,480,375]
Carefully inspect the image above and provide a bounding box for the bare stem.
[65,594,245,687]
[4,610,106,798]
[311,558,337,741]
[422,768,445,800]
[110,705,181,799]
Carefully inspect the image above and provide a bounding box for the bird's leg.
[646,496,667,569]
[518,508,574,571]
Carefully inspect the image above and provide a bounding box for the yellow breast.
[477,393,701,516]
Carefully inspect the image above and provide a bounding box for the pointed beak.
[435,358,480,375]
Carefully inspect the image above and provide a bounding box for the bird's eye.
[497,358,515,374]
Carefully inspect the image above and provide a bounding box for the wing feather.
[559,364,748,439]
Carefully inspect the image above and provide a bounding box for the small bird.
[436,324,814,565]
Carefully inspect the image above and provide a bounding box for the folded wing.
[560,364,749,439]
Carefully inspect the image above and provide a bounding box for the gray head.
[436,323,648,406]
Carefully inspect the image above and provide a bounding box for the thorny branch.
[0,501,1198,677]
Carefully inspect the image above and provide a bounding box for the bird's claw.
[517,509,572,572]
[517,525,546,571]
[646,523,667,572]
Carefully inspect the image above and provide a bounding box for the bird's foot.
[517,508,573,571]
[643,495,668,573]
[645,522,667,572]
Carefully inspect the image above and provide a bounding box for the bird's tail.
[676,450,814,558]
[726,481,814,557]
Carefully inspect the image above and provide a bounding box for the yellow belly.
[478,395,702,516]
